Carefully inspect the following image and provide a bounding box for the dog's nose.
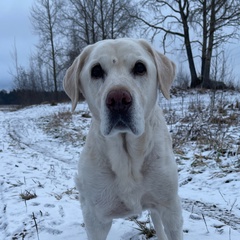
[106,89,132,112]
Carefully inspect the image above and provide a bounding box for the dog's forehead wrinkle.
[91,42,148,64]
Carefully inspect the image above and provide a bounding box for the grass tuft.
[20,190,37,201]
[129,214,156,239]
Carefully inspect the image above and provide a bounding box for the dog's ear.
[139,40,176,99]
[63,46,91,111]
[63,56,82,111]
[153,52,176,99]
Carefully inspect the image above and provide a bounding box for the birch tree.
[30,0,64,100]
[61,0,138,64]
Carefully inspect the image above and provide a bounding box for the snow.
[0,90,239,240]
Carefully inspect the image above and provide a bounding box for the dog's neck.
[103,122,155,185]
[87,109,162,211]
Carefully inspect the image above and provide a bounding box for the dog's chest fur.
[105,134,146,215]
[86,129,160,219]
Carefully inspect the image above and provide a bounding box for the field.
[0,89,239,240]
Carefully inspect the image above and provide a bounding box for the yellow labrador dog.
[63,38,183,240]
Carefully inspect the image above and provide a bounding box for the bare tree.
[134,0,200,87]
[136,0,240,88]
[191,0,240,87]
[30,0,64,100]
[211,48,235,87]
[10,39,22,89]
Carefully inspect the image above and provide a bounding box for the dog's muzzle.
[105,89,135,134]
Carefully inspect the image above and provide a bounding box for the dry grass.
[40,109,90,147]
[129,214,156,239]
[163,90,240,176]
[20,190,37,201]
[50,187,79,200]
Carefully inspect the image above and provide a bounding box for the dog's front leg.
[151,211,168,240]
[81,201,112,240]
[158,196,183,240]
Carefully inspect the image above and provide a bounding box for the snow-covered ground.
[0,90,239,240]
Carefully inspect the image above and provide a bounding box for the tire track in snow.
[0,109,81,240]
[6,118,75,164]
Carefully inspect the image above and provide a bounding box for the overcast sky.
[0,1,239,91]
[0,0,37,90]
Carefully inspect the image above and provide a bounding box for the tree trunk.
[201,0,207,82]
[50,30,58,101]
[47,0,58,101]
[178,1,199,87]
[202,0,215,87]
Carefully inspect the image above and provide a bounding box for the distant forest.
[0,90,70,105]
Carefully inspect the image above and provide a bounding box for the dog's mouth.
[105,113,137,135]
[114,119,129,130]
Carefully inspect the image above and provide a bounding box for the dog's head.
[64,38,175,137]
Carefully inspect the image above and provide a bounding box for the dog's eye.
[91,64,104,79]
[133,62,147,76]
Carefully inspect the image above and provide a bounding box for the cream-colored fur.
[64,38,183,240]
